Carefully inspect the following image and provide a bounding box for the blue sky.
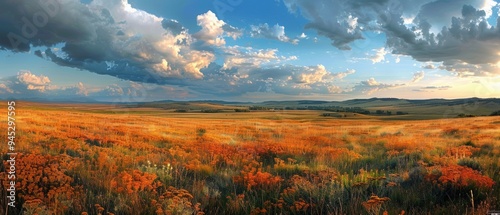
[1,0,500,102]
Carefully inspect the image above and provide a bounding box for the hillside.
[9,97,500,119]
[203,98,500,119]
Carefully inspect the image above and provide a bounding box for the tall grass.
[0,104,498,214]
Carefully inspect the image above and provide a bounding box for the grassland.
[1,101,499,215]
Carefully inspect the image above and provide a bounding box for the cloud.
[283,0,369,50]
[189,64,355,97]
[193,10,242,46]
[161,19,185,35]
[411,71,425,83]
[332,69,356,80]
[4,0,497,100]
[389,4,500,76]
[0,0,219,83]
[288,66,354,90]
[296,65,331,84]
[369,47,388,64]
[222,46,280,72]
[413,86,452,92]
[76,82,88,96]
[424,86,452,90]
[17,70,52,92]
[0,83,13,94]
[100,84,124,96]
[17,72,48,85]
[281,66,354,94]
[91,81,192,102]
[0,70,194,101]
[219,45,302,78]
[437,60,498,77]
[250,23,299,44]
[422,64,436,69]
[327,85,343,94]
[414,0,496,33]
[282,0,500,76]
[395,55,401,63]
[0,70,69,96]
[352,78,406,95]
[0,66,373,100]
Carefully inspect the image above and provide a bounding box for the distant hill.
[227,97,500,118]
[5,97,500,119]
[124,101,246,111]
[119,97,500,117]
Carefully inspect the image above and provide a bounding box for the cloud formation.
[352,78,406,95]
[0,71,72,97]
[0,83,13,94]
[0,0,216,83]
[250,23,299,44]
[183,63,356,97]
[161,19,185,35]
[283,0,500,76]
[369,47,388,64]
[1,0,497,101]
[422,64,436,69]
[193,10,242,46]
[222,46,281,72]
[17,70,52,92]
[411,71,425,83]
[0,0,325,100]
[413,86,452,92]
[0,70,193,101]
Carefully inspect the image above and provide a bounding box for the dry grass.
[0,101,499,214]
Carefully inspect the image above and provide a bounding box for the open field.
[127,98,500,120]
[1,101,500,214]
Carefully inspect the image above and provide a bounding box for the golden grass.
[0,101,499,214]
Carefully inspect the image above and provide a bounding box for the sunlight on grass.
[0,102,499,214]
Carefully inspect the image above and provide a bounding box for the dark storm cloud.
[0,0,98,52]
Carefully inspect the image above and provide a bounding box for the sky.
[1,0,500,102]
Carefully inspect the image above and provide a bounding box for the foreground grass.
[0,102,499,215]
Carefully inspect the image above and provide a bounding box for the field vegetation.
[1,101,499,214]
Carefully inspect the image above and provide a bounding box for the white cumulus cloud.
[250,23,299,44]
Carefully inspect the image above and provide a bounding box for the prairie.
[1,101,499,215]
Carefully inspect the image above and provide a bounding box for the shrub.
[490,110,500,116]
[196,128,206,137]
[234,109,249,112]
[427,165,495,190]
[457,113,475,118]
[201,109,221,113]
[442,128,460,137]
[457,158,482,171]
[463,140,476,147]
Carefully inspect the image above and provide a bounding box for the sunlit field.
[1,102,499,215]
